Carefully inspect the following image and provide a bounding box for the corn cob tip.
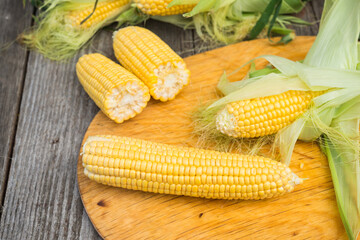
[289,173,303,186]
[82,136,110,155]
[216,107,239,138]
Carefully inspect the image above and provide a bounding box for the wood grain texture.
[0,23,197,239]
[0,0,33,207]
[144,20,196,58]
[78,36,346,240]
[311,0,325,21]
[292,0,323,36]
[0,33,108,240]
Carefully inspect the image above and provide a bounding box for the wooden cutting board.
[77,36,347,240]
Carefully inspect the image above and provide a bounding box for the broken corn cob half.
[68,0,131,29]
[113,26,190,102]
[76,53,150,123]
[216,90,323,138]
[133,0,195,16]
[82,135,302,200]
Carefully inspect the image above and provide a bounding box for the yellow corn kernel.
[113,26,190,101]
[133,0,195,16]
[82,135,302,200]
[216,90,323,138]
[68,0,131,29]
[76,53,150,123]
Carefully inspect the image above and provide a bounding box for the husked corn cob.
[113,26,190,101]
[68,0,131,29]
[217,90,323,138]
[82,135,302,200]
[133,0,195,16]
[76,53,150,123]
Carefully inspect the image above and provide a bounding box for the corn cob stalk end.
[113,26,190,101]
[76,53,150,123]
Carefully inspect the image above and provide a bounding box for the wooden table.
[0,1,325,239]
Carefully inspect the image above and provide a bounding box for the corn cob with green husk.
[122,0,309,44]
[166,0,309,44]
[82,135,302,200]
[67,0,130,28]
[198,0,360,238]
[21,0,310,60]
[216,90,323,138]
[21,0,132,60]
[76,53,150,123]
[113,26,190,102]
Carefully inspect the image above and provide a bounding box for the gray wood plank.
[0,1,33,208]
[0,33,107,240]
[144,19,196,57]
[0,22,194,239]
[311,0,325,21]
[78,210,102,240]
[292,1,320,36]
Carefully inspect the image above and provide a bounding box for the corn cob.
[133,0,196,16]
[113,26,190,102]
[82,135,302,200]
[216,90,323,138]
[76,53,150,123]
[68,0,131,29]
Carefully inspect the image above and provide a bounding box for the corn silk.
[167,0,309,44]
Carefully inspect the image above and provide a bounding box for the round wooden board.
[78,37,346,239]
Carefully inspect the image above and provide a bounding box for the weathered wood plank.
[0,32,109,240]
[0,22,194,239]
[292,1,321,36]
[0,1,33,208]
[78,210,102,240]
[311,0,325,21]
[144,20,196,58]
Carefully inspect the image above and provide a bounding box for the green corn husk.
[199,0,360,238]
[20,0,131,61]
[20,0,309,60]
[168,0,310,44]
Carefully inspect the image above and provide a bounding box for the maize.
[68,0,131,29]
[113,26,190,102]
[76,53,150,123]
[133,0,195,16]
[82,135,302,200]
[216,90,323,138]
